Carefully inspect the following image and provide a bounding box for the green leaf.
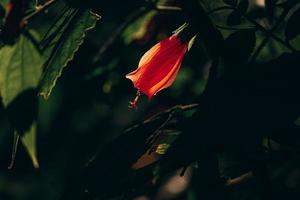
[38,10,100,99]
[21,122,39,168]
[222,0,237,6]
[39,7,78,54]
[0,34,42,106]
[0,3,4,20]
[8,122,39,169]
[226,0,249,26]
[188,35,197,51]
[227,11,242,26]
[0,33,42,168]
[0,0,9,6]
[285,6,300,40]
[122,10,157,44]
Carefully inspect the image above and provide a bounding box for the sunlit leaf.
[8,122,39,169]
[21,122,39,168]
[156,143,170,155]
[0,0,9,6]
[188,35,197,51]
[0,34,42,106]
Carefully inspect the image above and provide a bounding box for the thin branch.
[23,0,57,23]
[125,104,199,133]
[156,5,182,11]
[225,171,253,186]
[8,131,20,169]
[146,113,173,153]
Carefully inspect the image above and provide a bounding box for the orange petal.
[126,34,187,99]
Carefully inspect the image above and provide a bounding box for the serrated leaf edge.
[39,11,101,99]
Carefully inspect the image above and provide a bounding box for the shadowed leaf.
[285,6,300,40]
[223,29,256,75]
[227,0,249,26]
[227,11,242,25]
[265,0,278,21]
[238,0,249,13]
[38,10,100,99]
[223,0,238,6]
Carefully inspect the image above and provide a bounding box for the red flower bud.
[126,34,188,108]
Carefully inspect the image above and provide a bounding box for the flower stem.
[129,90,141,110]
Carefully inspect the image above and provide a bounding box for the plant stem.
[125,104,199,133]
[225,171,253,186]
[23,0,57,23]
[156,5,182,11]
[8,131,20,169]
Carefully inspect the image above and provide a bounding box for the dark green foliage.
[227,11,242,25]
[265,0,278,20]
[223,29,256,76]
[223,0,238,6]
[0,4,5,19]
[285,6,300,40]
[227,0,249,26]
[6,89,38,134]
